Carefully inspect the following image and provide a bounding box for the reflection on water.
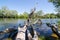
[0,18,59,40]
[0,19,26,31]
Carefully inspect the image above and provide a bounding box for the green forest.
[0,6,60,19]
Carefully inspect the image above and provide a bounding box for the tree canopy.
[0,6,18,18]
[49,0,60,12]
[49,0,60,18]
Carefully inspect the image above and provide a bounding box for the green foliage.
[19,12,28,19]
[44,13,57,19]
[36,10,44,16]
[34,10,44,19]
[57,20,60,31]
[38,36,51,40]
[49,0,60,18]
[56,13,60,18]
[0,6,60,19]
[0,6,18,18]
[49,0,60,8]
[49,0,60,17]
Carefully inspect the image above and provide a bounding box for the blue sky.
[0,0,56,14]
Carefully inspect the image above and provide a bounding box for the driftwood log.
[46,23,60,39]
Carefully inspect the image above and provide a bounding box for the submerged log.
[0,31,4,34]
[46,23,60,39]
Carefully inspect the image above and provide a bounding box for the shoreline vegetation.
[0,6,60,19]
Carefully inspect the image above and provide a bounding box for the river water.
[0,18,60,40]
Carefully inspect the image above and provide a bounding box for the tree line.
[0,6,60,19]
[0,6,18,18]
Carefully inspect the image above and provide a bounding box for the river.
[0,18,60,40]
